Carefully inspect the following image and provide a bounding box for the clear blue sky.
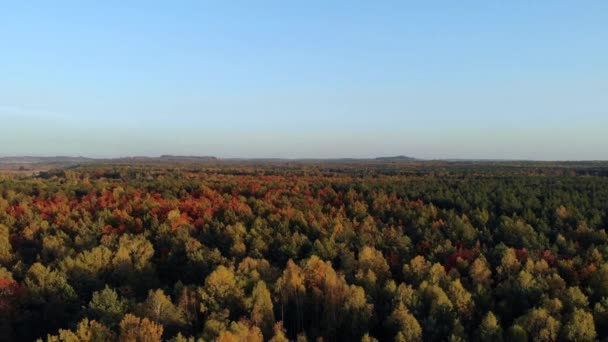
[1,1,607,160]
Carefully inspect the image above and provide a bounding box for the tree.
[447,279,474,318]
[88,286,128,327]
[275,260,305,333]
[201,310,230,341]
[250,281,275,338]
[168,333,198,342]
[46,319,115,342]
[119,314,164,342]
[112,234,157,296]
[418,296,455,341]
[0,224,12,264]
[387,303,422,342]
[562,309,596,342]
[498,248,520,275]
[560,287,588,313]
[593,297,608,338]
[139,289,186,330]
[25,262,77,337]
[0,268,19,340]
[591,264,608,300]
[507,324,527,342]
[216,321,263,342]
[269,322,289,342]
[497,217,538,249]
[177,286,201,332]
[478,311,503,342]
[419,282,453,315]
[392,282,416,311]
[355,246,391,290]
[61,246,114,291]
[342,284,374,339]
[201,266,245,317]
[516,308,560,342]
[236,257,276,293]
[361,333,379,342]
[469,257,492,287]
[113,234,155,272]
[403,256,431,286]
[25,263,76,304]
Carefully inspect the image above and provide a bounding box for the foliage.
[1,161,607,340]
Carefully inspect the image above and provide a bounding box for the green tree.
[593,297,608,338]
[26,263,76,303]
[507,324,527,342]
[25,262,77,336]
[61,246,114,296]
[497,217,538,249]
[591,264,608,300]
[112,234,157,295]
[560,287,588,313]
[88,286,128,327]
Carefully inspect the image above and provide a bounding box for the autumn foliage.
[0,162,607,341]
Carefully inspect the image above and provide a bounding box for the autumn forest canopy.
[2,161,608,341]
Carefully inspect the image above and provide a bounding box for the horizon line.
[1,155,608,163]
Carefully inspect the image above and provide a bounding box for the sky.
[1,1,607,160]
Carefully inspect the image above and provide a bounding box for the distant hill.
[375,155,418,161]
[0,156,93,164]
[0,155,218,164]
[159,155,217,161]
[1,155,424,165]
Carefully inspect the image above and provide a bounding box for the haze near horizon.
[1,2,607,160]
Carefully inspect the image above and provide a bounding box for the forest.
[1,161,608,341]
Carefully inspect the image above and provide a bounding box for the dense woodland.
[2,161,608,341]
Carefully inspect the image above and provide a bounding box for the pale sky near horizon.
[1,1,607,160]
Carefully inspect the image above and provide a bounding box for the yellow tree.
[268,322,289,342]
[0,224,12,264]
[356,246,391,291]
[216,321,263,342]
[562,309,596,342]
[388,303,422,342]
[118,314,163,342]
[447,279,474,318]
[469,257,492,287]
[275,260,305,333]
[478,311,503,342]
[46,319,115,342]
[201,265,244,316]
[250,281,275,338]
